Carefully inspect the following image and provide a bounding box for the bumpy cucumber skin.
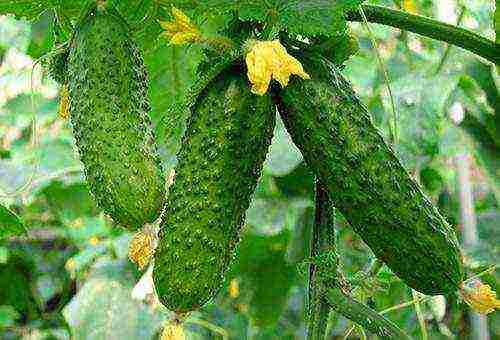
[153,66,275,313]
[67,8,165,230]
[47,46,69,84]
[275,54,463,295]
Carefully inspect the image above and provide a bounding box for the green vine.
[307,182,410,339]
[346,4,500,65]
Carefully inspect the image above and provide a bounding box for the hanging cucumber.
[274,52,463,295]
[67,4,165,230]
[153,64,275,313]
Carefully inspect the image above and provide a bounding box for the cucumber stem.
[326,288,412,339]
[306,182,410,339]
[307,181,335,340]
[346,4,500,65]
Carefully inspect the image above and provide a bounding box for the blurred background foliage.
[0,0,498,339]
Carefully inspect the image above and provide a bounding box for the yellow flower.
[161,323,185,340]
[159,7,200,45]
[245,39,310,95]
[58,84,70,119]
[128,226,158,270]
[89,236,99,246]
[229,279,240,299]
[65,258,76,273]
[403,0,418,14]
[460,279,500,315]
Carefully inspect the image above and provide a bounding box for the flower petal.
[461,279,500,315]
[245,39,310,95]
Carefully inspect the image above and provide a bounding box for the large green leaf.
[0,251,38,318]
[161,0,365,37]
[63,258,164,339]
[0,205,26,239]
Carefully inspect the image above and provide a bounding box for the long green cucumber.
[153,64,275,313]
[67,5,165,230]
[274,53,463,295]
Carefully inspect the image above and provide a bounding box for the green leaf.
[36,181,96,221]
[0,305,20,329]
[0,252,38,318]
[161,0,365,37]
[286,206,313,264]
[232,230,295,328]
[276,0,365,37]
[63,258,164,339]
[0,1,80,21]
[146,44,202,167]
[0,205,26,239]
[273,161,314,198]
[294,0,364,36]
[26,10,54,60]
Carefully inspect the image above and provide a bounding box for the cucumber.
[153,64,275,313]
[67,5,165,230]
[274,53,463,295]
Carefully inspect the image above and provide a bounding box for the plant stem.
[434,6,467,75]
[326,288,412,340]
[345,4,500,65]
[307,180,335,340]
[306,183,410,339]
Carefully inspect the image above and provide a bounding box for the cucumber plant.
[3,1,498,337]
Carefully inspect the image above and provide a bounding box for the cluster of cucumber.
[52,1,463,314]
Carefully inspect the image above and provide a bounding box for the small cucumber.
[153,64,275,313]
[274,53,463,295]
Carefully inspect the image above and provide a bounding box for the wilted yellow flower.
[161,322,185,340]
[59,84,70,119]
[159,7,200,45]
[229,279,240,298]
[403,0,418,14]
[245,39,310,95]
[460,279,500,314]
[235,303,248,313]
[89,236,99,246]
[65,258,76,273]
[129,227,158,270]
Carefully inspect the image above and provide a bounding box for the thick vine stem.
[307,181,336,340]
[307,183,411,339]
[326,288,412,340]
[346,4,500,65]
